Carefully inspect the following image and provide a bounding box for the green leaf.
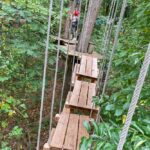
[0,77,10,82]
[83,121,91,132]
[115,109,123,116]
[131,122,144,135]
[105,104,115,111]
[135,140,146,149]
[92,121,99,135]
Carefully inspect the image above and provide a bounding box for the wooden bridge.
[43,53,99,150]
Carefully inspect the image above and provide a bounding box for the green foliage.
[1,142,11,150]
[81,0,150,149]
[9,126,23,139]
[1,0,62,148]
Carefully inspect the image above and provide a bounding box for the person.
[71,10,79,39]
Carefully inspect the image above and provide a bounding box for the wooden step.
[66,80,99,113]
[50,113,89,150]
[77,55,98,80]
[71,63,80,86]
[70,56,98,84]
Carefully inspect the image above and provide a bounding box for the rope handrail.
[96,0,127,122]
[59,0,84,114]
[36,0,54,149]
[48,0,64,143]
[96,0,118,95]
[69,0,83,92]
[91,0,120,119]
[117,43,150,150]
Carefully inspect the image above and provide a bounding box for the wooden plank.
[66,91,72,103]
[47,128,56,145]
[87,83,96,108]
[92,57,98,78]
[65,103,98,112]
[78,81,89,108]
[52,36,78,44]
[71,64,80,86]
[79,55,87,75]
[50,113,70,149]
[77,115,89,150]
[85,56,93,77]
[63,114,79,150]
[63,107,70,114]
[69,80,81,105]
[44,128,55,150]
[64,92,72,113]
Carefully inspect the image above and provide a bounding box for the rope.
[96,0,118,94]
[117,44,150,150]
[102,0,116,50]
[36,0,53,149]
[59,41,70,114]
[90,0,118,118]
[59,8,75,114]
[48,0,64,142]
[69,0,82,91]
[96,0,127,122]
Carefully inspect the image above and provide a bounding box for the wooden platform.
[78,55,98,79]
[50,112,89,150]
[66,80,98,113]
[43,39,100,149]
[52,36,78,45]
[60,44,103,59]
[71,55,99,85]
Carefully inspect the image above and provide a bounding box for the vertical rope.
[36,0,53,149]
[96,0,127,121]
[59,0,87,113]
[69,0,82,91]
[97,0,119,93]
[48,0,64,143]
[59,7,75,114]
[117,44,150,150]
[96,0,116,94]
[90,0,118,118]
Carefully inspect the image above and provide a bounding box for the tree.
[78,0,103,53]
[63,1,74,39]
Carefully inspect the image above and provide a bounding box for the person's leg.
[71,23,74,39]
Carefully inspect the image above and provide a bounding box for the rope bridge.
[35,0,150,150]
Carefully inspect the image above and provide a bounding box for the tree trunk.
[78,0,103,53]
[63,1,74,39]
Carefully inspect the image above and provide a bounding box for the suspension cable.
[59,0,78,113]
[96,0,116,94]
[117,44,150,150]
[96,0,127,122]
[48,0,64,143]
[36,0,53,149]
[98,0,119,93]
[69,0,83,91]
[90,0,118,118]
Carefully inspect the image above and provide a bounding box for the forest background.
[0,0,150,149]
